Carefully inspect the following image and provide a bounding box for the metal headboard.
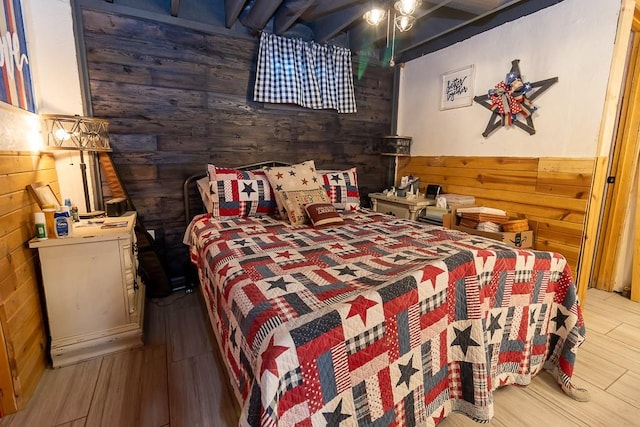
[183,160,292,223]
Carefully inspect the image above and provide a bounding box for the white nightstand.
[369,192,434,220]
[29,212,145,367]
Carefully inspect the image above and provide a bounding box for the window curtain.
[254,32,357,114]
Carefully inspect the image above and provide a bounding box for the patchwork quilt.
[186,210,586,427]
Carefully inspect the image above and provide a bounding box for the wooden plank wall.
[80,8,393,279]
[397,156,594,278]
[0,151,53,415]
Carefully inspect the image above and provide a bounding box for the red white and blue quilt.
[186,210,586,427]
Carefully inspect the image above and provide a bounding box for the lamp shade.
[395,14,416,32]
[41,114,111,152]
[394,0,420,16]
[363,7,387,26]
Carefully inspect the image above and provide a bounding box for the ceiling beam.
[301,0,366,21]
[274,0,316,34]
[312,4,364,43]
[241,0,284,30]
[171,0,179,17]
[396,0,552,62]
[224,0,246,28]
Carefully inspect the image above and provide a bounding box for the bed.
[183,160,588,427]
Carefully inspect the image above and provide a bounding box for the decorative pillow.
[262,160,325,219]
[317,167,360,211]
[207,166,277,218]
[196,176,214,214]
[279,188,330,225]
[305,202,344,228]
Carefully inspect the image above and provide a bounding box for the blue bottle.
[54,207,70,238]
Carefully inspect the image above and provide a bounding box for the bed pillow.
[207,166,277,218]
[305,202,344,228]
[317,167,360,211]
[279,188,330,226]
[262,160,325,220]
[196,176,214,214]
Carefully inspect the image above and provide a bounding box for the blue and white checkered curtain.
[254,32,357,114]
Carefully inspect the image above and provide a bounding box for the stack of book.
[456,206,509,230]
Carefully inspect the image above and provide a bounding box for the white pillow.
[196,176,214,214]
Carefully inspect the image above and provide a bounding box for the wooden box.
[444,206,536,249]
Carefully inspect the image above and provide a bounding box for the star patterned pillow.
[262,160,325,220]
[317,167,360,211]
[207,165,277,218]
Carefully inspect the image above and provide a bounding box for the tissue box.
[106,197,127,217]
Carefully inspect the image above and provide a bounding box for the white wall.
[398,0,621,157]
[0,0,94,211]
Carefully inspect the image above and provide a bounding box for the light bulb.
[394,0,420,16]
[395,14,415,32]
[54,128,72,141]
[364,8,387,26]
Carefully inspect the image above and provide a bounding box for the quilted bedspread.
[186,210,586,427]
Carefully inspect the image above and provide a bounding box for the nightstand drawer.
[373,200,411,219]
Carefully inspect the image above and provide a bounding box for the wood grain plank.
[86,346,169,427]
[606,370,640,409]
[530,371,639,426]
[168,351,236,427]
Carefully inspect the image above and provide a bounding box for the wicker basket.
[502,218,529,232]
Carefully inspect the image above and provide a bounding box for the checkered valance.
[254,32,357,114]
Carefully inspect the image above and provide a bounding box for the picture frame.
[441,64,475,110]
[0,0,36,112]
[27,182,61,209]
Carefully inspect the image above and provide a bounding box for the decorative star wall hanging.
[474,59,558,137]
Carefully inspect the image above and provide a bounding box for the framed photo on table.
[441,65,475,110]
[27,182,61,209]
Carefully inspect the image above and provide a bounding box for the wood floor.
[1,288,638,427]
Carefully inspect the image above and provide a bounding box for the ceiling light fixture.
[363,7,387,26]
[364,0,421,66]
[394,0,419,16]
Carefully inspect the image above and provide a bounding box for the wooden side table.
[29,212,145,367]
[368,192,433,220]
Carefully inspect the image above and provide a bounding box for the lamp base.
[79,210,106,219]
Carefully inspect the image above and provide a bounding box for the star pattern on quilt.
[241,182,256,196]
[218,263,231,278]
[234,239,248,246]
[330,174,341,183]
[260,336,288,378]
[529,308,537,326]
[396,355,419,388]
[487,312,502,339]
[276,250,294,259]
[551,309,569,331]
[476,249,493,266]
[323,400,351,427]
[451,325,480,356]
[267,277,292,291]
[432,408,446,424]
[346,295,377,324]
[336,266,358,277]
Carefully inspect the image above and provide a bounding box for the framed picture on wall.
[440,65,475,110]
[0,0,36,113]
